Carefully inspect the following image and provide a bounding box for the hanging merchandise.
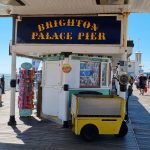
[18,65,35,117]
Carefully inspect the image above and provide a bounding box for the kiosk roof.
[0,0,150,16]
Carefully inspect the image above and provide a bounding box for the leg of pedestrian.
[0,80,2,107]
[0,94,2,107]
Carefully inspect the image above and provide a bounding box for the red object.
[144,86,147,93]
[18,69,34,109]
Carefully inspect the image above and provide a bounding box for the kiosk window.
[80,61,100,88]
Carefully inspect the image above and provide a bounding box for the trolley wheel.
[80,124,98,141]
[115,121,128,137]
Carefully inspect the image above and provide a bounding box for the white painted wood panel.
[43,61,61,86]
[42,87,60,116]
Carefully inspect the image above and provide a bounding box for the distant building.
[128,51,144,77]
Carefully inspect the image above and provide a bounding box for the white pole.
[122,12,128,63]
[8,51,16,126]
[62,57,69,127]
[119,13,129,100]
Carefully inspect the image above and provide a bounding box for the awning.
[0,0,150,16]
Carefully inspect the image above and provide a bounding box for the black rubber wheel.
[115,121,128,137]
[80,124,98,141]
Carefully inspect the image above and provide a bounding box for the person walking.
[1,74,5,94]
[148,75,150,88]
[138,74,147,95]
[128,75,135,86]
[0,79,2,107]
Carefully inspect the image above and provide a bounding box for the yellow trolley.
[71,94,128,141]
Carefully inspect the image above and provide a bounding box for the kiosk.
[2,0,149,126]
[8,15,133,126]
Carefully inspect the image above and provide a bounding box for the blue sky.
[0,13,150,74]
[128,13,150,72]
[0,17,12,74]
[0,17,31,74]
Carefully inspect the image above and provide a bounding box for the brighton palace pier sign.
[16,16,121,44]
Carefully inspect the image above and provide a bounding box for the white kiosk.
[42,54,113,125]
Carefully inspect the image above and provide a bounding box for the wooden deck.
[0,88,150,150]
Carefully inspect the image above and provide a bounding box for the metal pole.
[8,51,16,126]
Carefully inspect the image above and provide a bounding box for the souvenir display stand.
[18,69,34,117]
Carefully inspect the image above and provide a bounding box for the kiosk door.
[42,61,62,116]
